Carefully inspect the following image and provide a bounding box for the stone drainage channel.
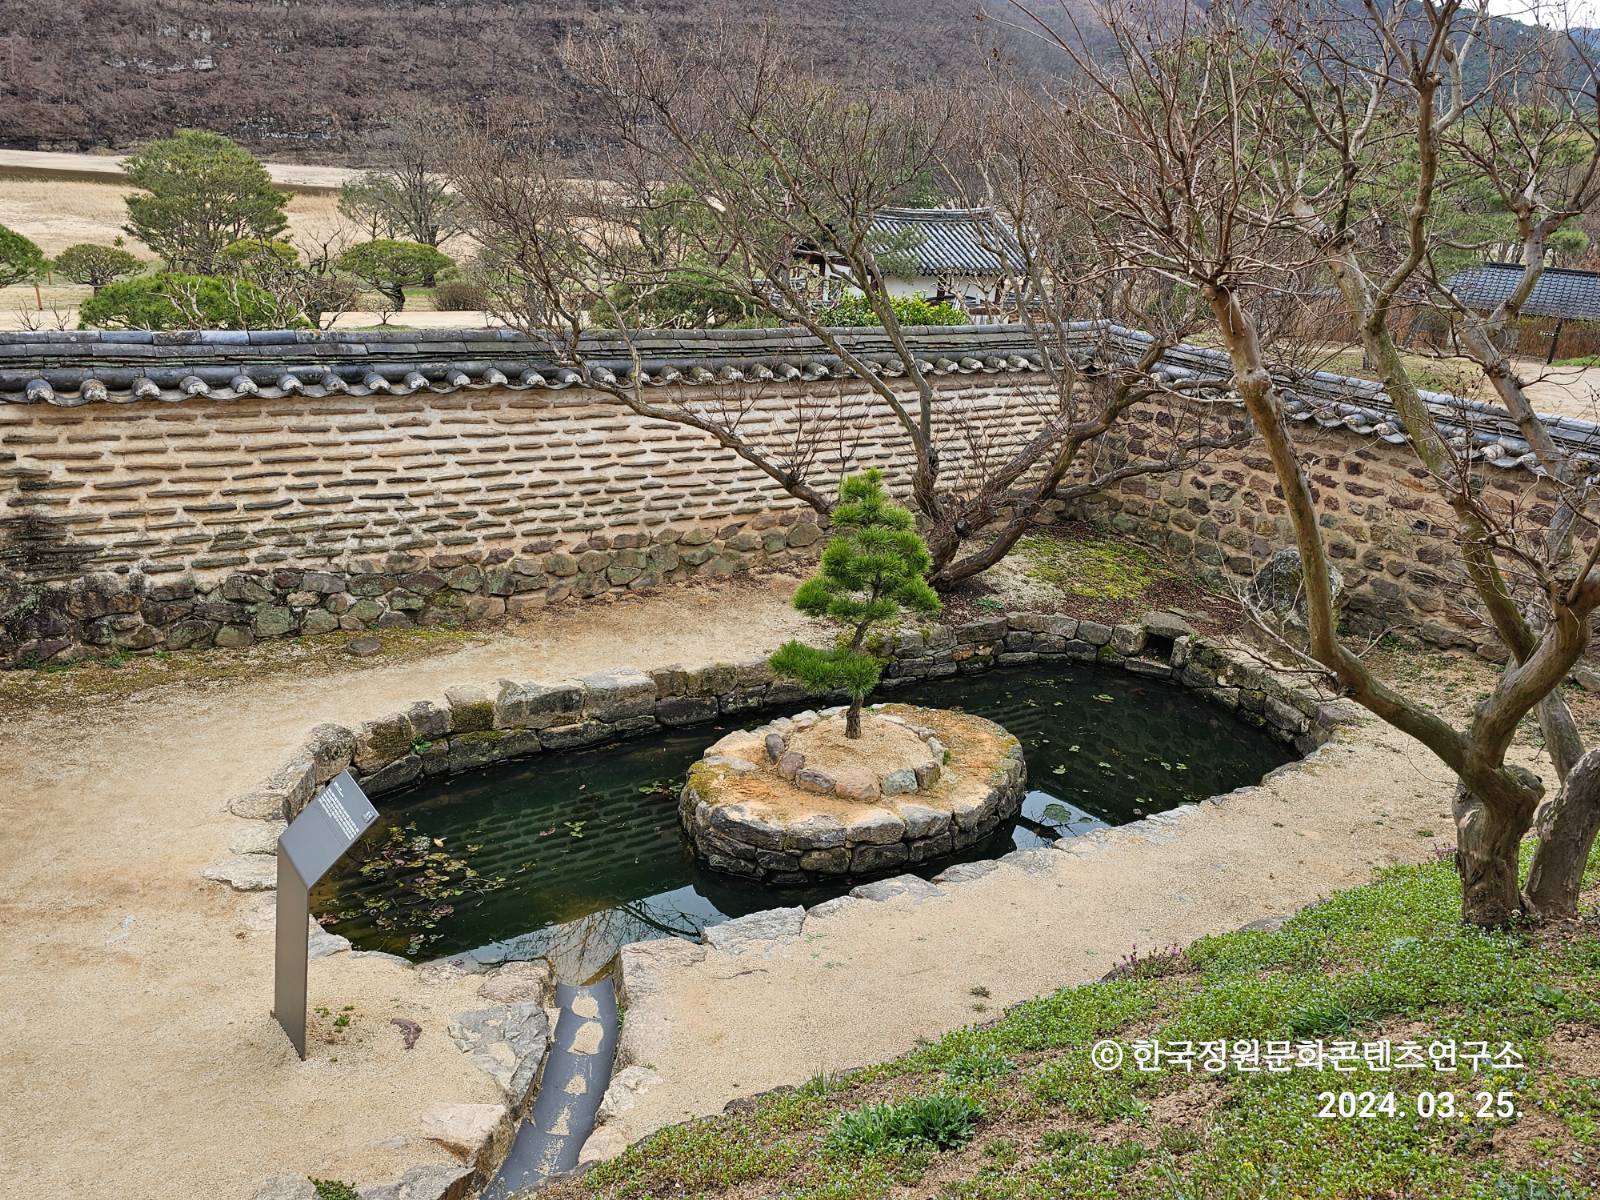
[483,979,619,1196]
[217,611,1346,1200]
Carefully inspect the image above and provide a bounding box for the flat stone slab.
[357,1165,475,1200]
[307,926,351,959]
[448,1002,550,1105]
[597,1064,663,1122]
[420,1102,507,1161]
[252,1178,314,1200]
[805,895,865,920]
[201,856,277,891]
[229,821,285,856]
[702,906,805,956]
[999,847,1066,876]
[850,874,943,903]
[476,959,553,1004]
[932,860,1000,885]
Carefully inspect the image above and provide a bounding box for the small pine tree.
[770,470,941,739]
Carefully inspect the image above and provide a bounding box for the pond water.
[313,663,1294,979]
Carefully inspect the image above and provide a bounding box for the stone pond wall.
[218,610,1341,839]
[209,607,1356,1195]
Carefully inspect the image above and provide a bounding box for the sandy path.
[1518,362,1600,422]
[601,715,1465,1148]
[0,576,812,1200]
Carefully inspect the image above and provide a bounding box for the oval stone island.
[678,702,1027,881]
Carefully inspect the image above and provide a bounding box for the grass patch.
[540,854,1600,1200]
[823,1094,983,1157]
[1015,532,1172,601]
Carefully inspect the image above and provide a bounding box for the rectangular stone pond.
[312,663,1293,980]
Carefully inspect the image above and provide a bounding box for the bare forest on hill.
[0,0,1088,158]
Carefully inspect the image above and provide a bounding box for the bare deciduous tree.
[1008,0,1600,925]
[450,20,1243,589]
[339,101,467,255]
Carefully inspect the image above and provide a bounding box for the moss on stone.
[1015,532,1171,601]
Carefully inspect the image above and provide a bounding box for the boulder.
[1245,547,1344,633]
[420,1102,507,1161]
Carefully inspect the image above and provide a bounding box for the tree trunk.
[845,696,863,739]
[1452,784,1531,927]
[1524,748,1600,920]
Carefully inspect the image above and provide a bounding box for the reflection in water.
[314,663,1293,979]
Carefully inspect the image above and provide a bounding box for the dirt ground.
[0,564,1575,1197]
[0,576,813,1200]
[1512,361,1600,422]
[0,153,348,259]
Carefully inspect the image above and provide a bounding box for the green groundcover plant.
[560,848,1600,1200]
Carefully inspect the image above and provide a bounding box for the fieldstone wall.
[0,377,1057,667]
[2,345,1554,668]
[216,610,1341,844]
[1069,414,1547,659]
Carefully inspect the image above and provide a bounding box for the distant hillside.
[0,1,1561,164]
[0,0,1080,160]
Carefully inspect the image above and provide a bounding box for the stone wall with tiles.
[0,353,1558,668]
[1067,415,1544,660]
[0,376,1061,665]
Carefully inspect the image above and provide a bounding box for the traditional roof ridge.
[871,205,1004,220]
[1,321,1595,477]
[1444,261,1600,320]
[1465,261,1600,280]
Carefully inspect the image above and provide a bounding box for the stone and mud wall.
[0,376,1059,665]
[0,324,1565,666]
[1068,416,1542,660]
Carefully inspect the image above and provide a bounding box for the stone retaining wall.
[1068,414,1546,659]
[220,610,1339,835]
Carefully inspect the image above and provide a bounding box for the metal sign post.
[273,769,378,1059]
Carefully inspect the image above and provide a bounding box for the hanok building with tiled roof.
[799,207,1025,315]
[1445,262,1600,362]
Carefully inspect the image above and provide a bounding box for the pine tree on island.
[769,470,941,739]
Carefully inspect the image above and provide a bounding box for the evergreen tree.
[770,470,940,739]
[54,241,142,293]
[123,131,288,274]
[0,224,46,290]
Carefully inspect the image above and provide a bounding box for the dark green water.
[313,664,1293,979]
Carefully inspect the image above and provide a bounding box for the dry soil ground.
[0,576,813,1199]
[1,567,1563,1198]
